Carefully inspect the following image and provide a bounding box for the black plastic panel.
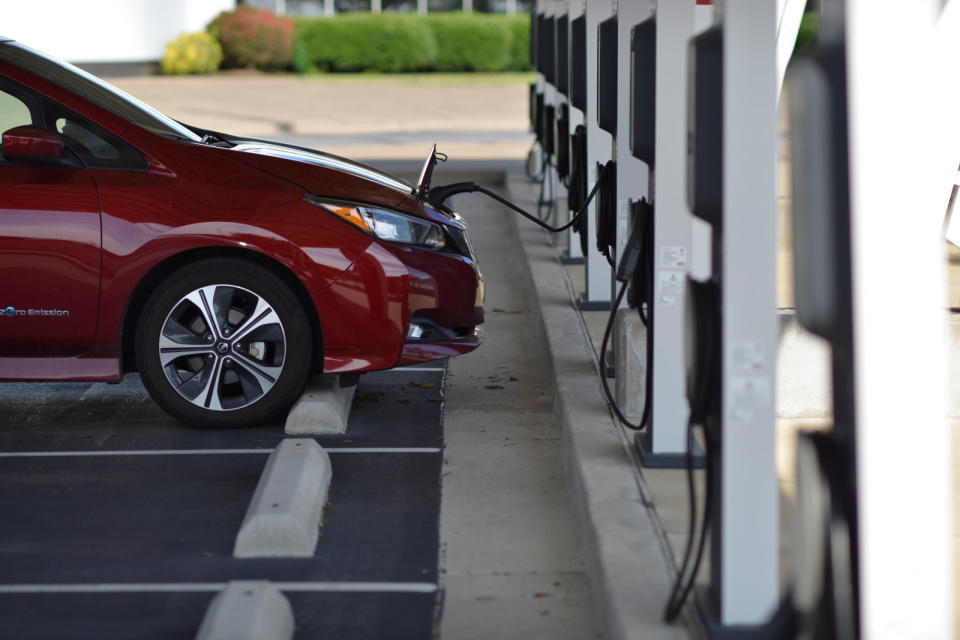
[556,14,569,96]
[630,17,656,164]
[542,16,556,85]
[789,43,851,343]
[597,16,618,135]
[687,26,723,228]
[531,12,540,72]
[556,102,570,180]
[570,15,587,111]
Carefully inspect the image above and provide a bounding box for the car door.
[0,79,101,356]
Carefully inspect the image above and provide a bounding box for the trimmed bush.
[504,13,531,71]
[425,13,512,72]
[294,14,436,73]
[208,5,295,71]
[294,13,529,74]
[162,32,223,75]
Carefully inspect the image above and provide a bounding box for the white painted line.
[326,447,441,454]
[234,439,332,558]
[386,367,446,373]
[0,450,271,458]
[275,582,437,593]
[0,448,441,458]
[0,582,438,594]
[196,581,294,640]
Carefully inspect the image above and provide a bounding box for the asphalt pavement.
[0,368,445,639]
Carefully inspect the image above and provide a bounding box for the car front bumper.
[313,238,483,373]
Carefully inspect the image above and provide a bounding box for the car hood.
[226,137,415,209]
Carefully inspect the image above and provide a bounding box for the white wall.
[4,0,235,63]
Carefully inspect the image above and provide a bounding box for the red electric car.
[0,40,483,427]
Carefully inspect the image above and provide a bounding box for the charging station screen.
[570,15,586,111]
[597,16,618,135]
[531,13,540,72]
[556,15,569,96]
[686,27,723,227]
[630,17,656,165]
[542,16,556,85]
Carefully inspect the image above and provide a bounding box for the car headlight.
[304,196,445,249]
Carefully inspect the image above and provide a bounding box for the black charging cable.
[536,153,556,224]
[662,279,720,623]
[663,419,713,622]
[428,162,611,234]
[591,201,656,432]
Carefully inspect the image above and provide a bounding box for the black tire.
[135,258,313,428]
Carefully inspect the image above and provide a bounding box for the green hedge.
[504,13,531,71]
[294,12,530,73]
[425,14,511,71]
[294,13,435,72]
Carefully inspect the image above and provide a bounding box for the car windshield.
[0,42,202,143]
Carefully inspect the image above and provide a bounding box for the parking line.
[0,582,438,594]
[386,367,446,373]
[0,447,441,458]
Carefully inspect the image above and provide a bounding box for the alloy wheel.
[158,284,286,411]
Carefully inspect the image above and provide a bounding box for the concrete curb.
[234,439,332,558]
[505,173,693,640]
[195,581,294,640]
[285,375,357,435]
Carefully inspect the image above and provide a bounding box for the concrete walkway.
[439,185,601,640]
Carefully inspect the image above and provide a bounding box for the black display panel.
[555,102,570,180]
[530,12,540,72]
[542,16,556,85]
[597,16,618,135]
[570,15,587,111]
[687,26,723,229]
[630,17,656,164]
[556,14,569,96]
[789,43,850,343]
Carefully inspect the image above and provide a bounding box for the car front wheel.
[136,258,313,428]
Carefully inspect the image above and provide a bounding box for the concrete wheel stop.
[284,374,357,435]
[195,580,294,640]
[234,438,332,558]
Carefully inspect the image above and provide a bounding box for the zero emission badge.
[2,306,70,318]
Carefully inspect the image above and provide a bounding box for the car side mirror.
[2,125,64,160]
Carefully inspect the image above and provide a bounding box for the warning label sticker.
[660,246,688,269]
[729,340,765,373]
[658,270,685,305]
[727,375,772,421]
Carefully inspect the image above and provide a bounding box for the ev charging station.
[626,1,714,467]
[521,0,956,634]
[562,1,584,263]
[579,0,614,310]
[786,0,957,637]
[714,1,780,626]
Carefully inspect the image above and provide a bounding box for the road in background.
[113,72,534,160]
